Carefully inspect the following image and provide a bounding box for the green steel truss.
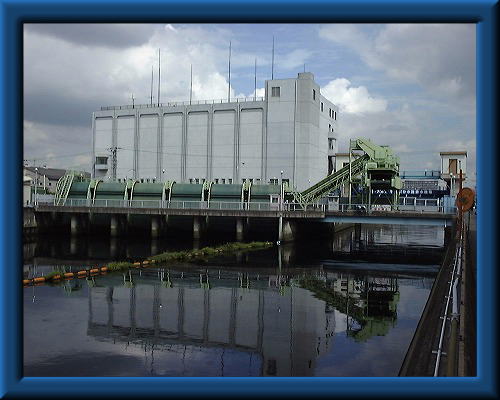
[291,154,369,208]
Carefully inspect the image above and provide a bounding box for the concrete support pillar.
[151,216,160,239]
[193,216,202,240]
[71,214,82,236]
[278,217,296,243]
[110,215,120,237]
[236,218,245,241]
[354,223,362,241]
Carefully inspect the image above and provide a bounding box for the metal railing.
[100,97,266,111]
[40,199,326,212]
[35,198,456,214]
[332,203,456,214]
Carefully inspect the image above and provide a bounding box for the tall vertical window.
[271,86,280,97]
[321,102,324,112]
[312,89,316,100]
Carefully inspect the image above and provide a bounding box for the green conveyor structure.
[290,137,401,208]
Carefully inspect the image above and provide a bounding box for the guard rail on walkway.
[34,199,456,214]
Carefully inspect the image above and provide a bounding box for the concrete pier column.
[70,214,82,236]
[193,216,202,240]
[354,223,362,241]
[110,215,120,237]
[236,218,245,241]
[279,218,296,243]
[151,216,160,238]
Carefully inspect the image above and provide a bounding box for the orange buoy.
[77,270,87,276]
[89,268,99,274]
[64,272,74,278]
[33,277,45,283]
[23,279,30,285]
[100,267,108,272]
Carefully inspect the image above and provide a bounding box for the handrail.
[36,199,456,214]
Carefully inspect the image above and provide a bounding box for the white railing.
[36,199,455,214]
[101,97,265,111]
[334,203,455,214]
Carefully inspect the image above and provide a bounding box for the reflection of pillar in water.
[229,288,237,346]
[151,239,158,256]
[192,239,200,251]
[257,290,264,354]
[203,287,210,344]
[106,287,114,333]
[70,236,78,255]
[153,284,160,338]
[236,251,243,263]
[110,237,118,259]
[177,287,184,338]
[129,286,136,339]
[88,285,93,325]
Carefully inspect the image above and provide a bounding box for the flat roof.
[440,151,467,156]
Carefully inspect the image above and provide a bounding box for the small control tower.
[440,151,467,197]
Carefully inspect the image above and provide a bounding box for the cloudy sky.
[23,23,476,185]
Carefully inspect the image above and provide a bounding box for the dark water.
[23,225,444,377]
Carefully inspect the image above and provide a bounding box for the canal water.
[23,224,444,377]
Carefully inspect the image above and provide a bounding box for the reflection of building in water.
[87,272,335,376]
[298,271,400,342]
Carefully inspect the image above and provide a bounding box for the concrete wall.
[92,73,339,191]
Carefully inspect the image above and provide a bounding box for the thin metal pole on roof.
[150,66,153,105]
[228,41,231,102]
[272,36,275,80]
[190,64,193,105]
[254,58,257,100]
[158,48,161,106]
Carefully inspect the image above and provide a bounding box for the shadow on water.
[24,224,445,377]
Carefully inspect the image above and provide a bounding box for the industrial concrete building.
[92,72,339,191]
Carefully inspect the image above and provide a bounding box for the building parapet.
[101,97,266,111]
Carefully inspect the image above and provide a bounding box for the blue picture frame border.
[1,0,496,397]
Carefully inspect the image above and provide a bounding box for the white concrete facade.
[92,72,339,191]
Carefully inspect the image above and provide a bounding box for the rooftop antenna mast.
[131,93,135,109]
[190,64,193,105]
[150,66,153,105]
[272,36,275,80]
[254,58,257,100]
[228,41,231,102]
[157,48,161,106]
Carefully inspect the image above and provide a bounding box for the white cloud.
[322,78,387,114]
[320,24,475,101]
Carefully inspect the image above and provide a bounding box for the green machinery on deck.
[55,138,401,209]
[289,137,402,208]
